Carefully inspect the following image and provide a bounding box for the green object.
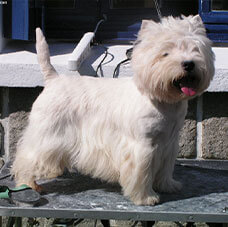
[0,184,40,203]
[0,184,30,199]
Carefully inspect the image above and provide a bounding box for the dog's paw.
[133,195,160,206]
[17,181,43,193]
[33,183,43,193]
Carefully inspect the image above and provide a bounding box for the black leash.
[113,48,133,78]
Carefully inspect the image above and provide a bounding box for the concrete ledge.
[0,42,227,92]
[207,68,228,92]
[0,63,78,87]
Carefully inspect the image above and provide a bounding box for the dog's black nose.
[182,61,195,72]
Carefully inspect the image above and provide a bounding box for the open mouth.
[173,74,199,97]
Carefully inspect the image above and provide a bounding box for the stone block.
[202,92,228,159]
[8,111,29,160]
[178,98,197,158]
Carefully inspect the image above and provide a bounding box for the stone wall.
[202,92,228,159]
[179,92,228,160]
[0,87,43,161]
[0,87,227,162]
[178,99,197,159]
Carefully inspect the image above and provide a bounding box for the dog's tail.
[36,28,58,82]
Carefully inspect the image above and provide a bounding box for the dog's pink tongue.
[181,87,196,96]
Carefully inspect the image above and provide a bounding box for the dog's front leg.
[154,138,182,193]
[119,145,159,206]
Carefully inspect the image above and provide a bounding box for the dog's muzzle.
[173,72,200,96]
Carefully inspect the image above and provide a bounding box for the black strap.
[113,47,133,78]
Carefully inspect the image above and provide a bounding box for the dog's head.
[132,15,215,103]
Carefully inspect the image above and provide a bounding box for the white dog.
[12,15,214,205]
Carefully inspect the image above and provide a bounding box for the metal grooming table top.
[0,164,228,223]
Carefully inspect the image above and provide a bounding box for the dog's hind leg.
[11,151,42,191]
[12,152,65,191]
[11,137,67,191]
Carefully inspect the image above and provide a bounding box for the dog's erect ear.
[140,20,157,31]
[188,14,206,35]
[141,20,150,30]
[136,20,159,42]
[190,15,204,27]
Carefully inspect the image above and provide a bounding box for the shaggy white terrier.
[12,15,214,205]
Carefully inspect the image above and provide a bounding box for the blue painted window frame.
[199,0,228,42]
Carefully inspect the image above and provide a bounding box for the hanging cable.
[94,14,107,34]
[153,0,162,20]
[95,47,108,77]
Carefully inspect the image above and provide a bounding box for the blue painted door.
[98,0,197,41]
[12,0,29,40]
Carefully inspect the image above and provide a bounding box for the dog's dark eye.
[193,46,200,52]
[163,53,169,57]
